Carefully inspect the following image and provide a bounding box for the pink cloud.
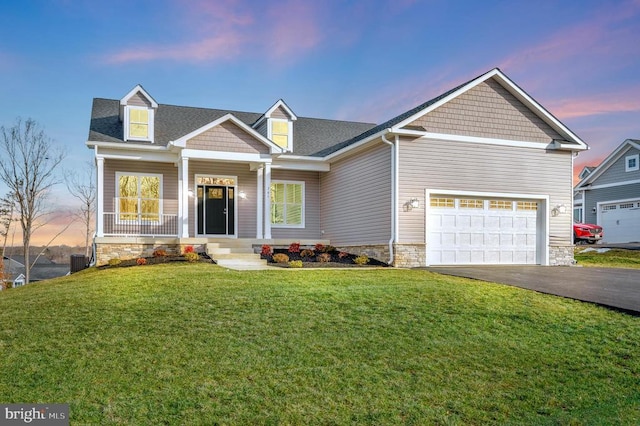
[103,0,325,65]
[548,88,640,120]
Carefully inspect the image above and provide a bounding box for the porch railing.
[102,198,179,237]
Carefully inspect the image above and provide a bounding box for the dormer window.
[270,119,291,150]
[126,107,153,140]
[626,154,639,172]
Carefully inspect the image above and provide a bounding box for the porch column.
[180,157,189,238]
[256,165,264,239]
[263,162,272,239]
[96,156,104,237]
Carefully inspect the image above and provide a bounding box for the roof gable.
[575,139,640,189]
[253,99,298,128]
[120,84,158,108]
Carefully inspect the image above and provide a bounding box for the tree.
[0,118,66,283]
[65,161,96,258]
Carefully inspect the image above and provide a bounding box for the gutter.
[381,130,398,265]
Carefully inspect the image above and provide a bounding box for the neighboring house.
[87,68,587,267]
[574,139,640,243]
[2,255,70,286]
[573,166,596,222]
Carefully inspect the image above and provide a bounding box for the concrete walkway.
[425,266,640,314]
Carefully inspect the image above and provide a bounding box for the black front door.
[197,185,235,235]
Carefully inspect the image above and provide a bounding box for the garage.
[600,199,640,243]
[427,195,540,265]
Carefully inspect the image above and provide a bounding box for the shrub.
[324,245,337,253]
[314,243,325,253]
[136,258,147,266]
[288,242,301,253]
[354,255,369,265]
[317,253,331,263]
[153,249,168,258]
[272,253,290,264]
[108,258,121,267]
[338,251,349,259]
[288,260,303,268]
[261,244,273,256]
[184,252,199,263]
[300,249,315,258]
[183,245,194,254]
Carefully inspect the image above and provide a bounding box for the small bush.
[153,249,168,258]
[288,260,303,268]
[288,242,301,253]
[300,249,315,258]
[272,253,290,264]
[136,258,147,266]
[314,243,325,253]
[261,244,273,256]
[183,245,195,254]
[184,252,199,263]
[354,255,369,265]
[324,245,337,253]
[338,251,349,259]
[317,253,331,263]
[108,258,121,267]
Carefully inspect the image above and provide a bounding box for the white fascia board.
[95,146,177,163]
[271,158,330,172]
[575,140,633,189]
[119,84,158,108]
[181,149,271,163]
[584,178,640,191]
[416,132,554,150]
[87,140,169,152]
[172,113,284,154]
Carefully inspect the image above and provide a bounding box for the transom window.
[270,181,304,227]
[117,173,161,222]
[270,120,290,150]
[626,154,639,172]
[196,176,236,186]
[489,200,513,210]
[459,199,483,209]
[430,197,454,208]
[517,201,538,211]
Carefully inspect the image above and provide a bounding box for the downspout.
[381,131,398,265]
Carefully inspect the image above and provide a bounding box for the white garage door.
[600,200,640,243]
[428,196,539,265]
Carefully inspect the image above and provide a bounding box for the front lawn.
[1,265,638,424]
[575,247,640,268]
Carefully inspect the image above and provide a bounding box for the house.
[2,255,70,286]
[86,68,587,267]
[574,139,640,243]
[573,166,596,222]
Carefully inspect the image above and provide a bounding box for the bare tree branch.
[65,161,96,258]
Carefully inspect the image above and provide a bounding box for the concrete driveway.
[425,266,640,314]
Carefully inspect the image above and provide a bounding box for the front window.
[125,106,154,141]
[117,173,161,222]
[270,120,290,149]
[270,181,304,227]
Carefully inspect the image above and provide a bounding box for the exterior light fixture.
[409,198,419,209]
[239,190,247,200]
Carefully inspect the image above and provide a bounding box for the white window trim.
[270,180,305,228]
[115,172,163,224]
[194,174,239,238]
[267,118,293,152]
[625,154,639,172]
[124,105,154,142]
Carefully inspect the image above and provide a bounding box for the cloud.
[548,88,640,120]
[103,0,325,65]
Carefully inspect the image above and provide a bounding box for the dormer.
[119,84,158,143]
[253,99,297,152]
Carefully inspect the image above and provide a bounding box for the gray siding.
[104,160,178,213]
[189,161,257,238]
[255,120,267,138]
[320,143,392,246]
[589,147,640,186]
[398,138,573,245]
[583,182,640,225]
[186,121,270,153]
[271,106,290,119]
[408,79,562,143]
[271,170,321,240]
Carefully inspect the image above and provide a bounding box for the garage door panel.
[600,201,640,243]
[428,195,539,265]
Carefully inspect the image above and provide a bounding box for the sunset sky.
[1,0,639,246]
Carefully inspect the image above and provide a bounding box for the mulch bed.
[99,254,214,269]
[264,249,388,268]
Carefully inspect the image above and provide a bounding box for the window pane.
[141,199,159,220]
[272,134,288,148]
[272,121,288,134]
[119,176,138,198]
[286,204,302,225]
[271,204,284,224]
[130,123,148,138]
[119,198,138,221]
[140,176,160,199]
[286,183,302,203]
[271,183,285,203]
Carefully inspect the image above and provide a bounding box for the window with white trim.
[125,106,154,142]
[269,119,291,150]
[116,173,162,222]
[270,181,304,227]
[625,154,639,172]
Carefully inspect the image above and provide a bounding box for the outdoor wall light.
[551,203,567,217]
[239,190,247,200]
[407,198,420,210]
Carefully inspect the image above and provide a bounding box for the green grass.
[1,265,639,425]
[575,248,640,269]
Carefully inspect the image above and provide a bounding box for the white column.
[256,165,264,239]
[96,156,104,237]
[263,162,272,239]
[181,157,189,238]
